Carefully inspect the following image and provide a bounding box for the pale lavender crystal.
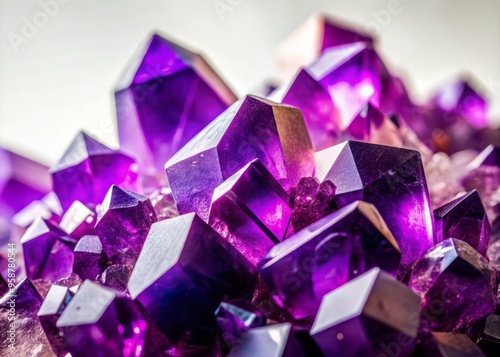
[434,190,490,256]
[20,217,75,281]
[50,132,138,211]
[59,200,96,238]
[260,201,401,319]
[56,280,147,357]
[209,159,292,271]
[310,268,421,357]
[37,285,74,356]
[315,140,435,269]
[95,185,156,266]
[115,34,237,174]
[128,213,253,346]
[165,95,315,220]
[0,279,54,355]
[73,235,107,281]
[227,323,311,357]
[409,238,497,332]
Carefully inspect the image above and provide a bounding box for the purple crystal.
[208,159,292,271]
[272,69,341,150]
[95,185,157,266]
[100,264,130,293]
[50,132,138,211]
[414,332,487,357]
[260,201,401,319]
[73,235,107,281]
[315,140,435,269]
[434,190,490,256]
[115,34,237,174]
[0,278,54,354]
[59,200,96,238]
[408,238,497,332]
[56,280,147,357]
[311,268,420,356]
[468,145,500,168]
[290,177,337,231]
[165,95,315,220]
[37,284,74,356]
[128,213,253,346]
[20,217,75,281]
[227,323,311,357]
[467,314,500,356]
[343,101,384,141]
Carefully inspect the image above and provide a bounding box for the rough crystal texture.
[414,332,487,357]
[37,285,74,356]
[467,314,500,356]
[434,190,490,256]
[310,268,421,357]
[290,177,337,231]
[315,140,435,269]
[227,323,311,357]
[73,235,107,281]
[50,132,138,211]
[260,201,401,319]
[100,264,130,293]
[115,33,237,174]
[60,200,96,238]
[209,159,292,271]
[165,95,315,220]
[0,279,54,356]
[95,185,157,266]
[20,217,75,281]
[57,280,147,357]
[128,213,254,346]
[408,238,497,332]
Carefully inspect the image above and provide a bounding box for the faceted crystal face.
[260,201,401,319]
[128,213,253,346]
[0,279,54,355]
[408,238,497,332]
[434,190,490,256]
[468,145,500,169]
[273,69,341,151]
[73,235,107,281]
[100,264,130,293]
[165,95,315,220]
[310,268,421,357]
[307,43,383,128]
[468,314,500,356]
[115,34,237,174]
[60,200,96,238]
[227,323,310,357]
[20,217,75,281]
[315,140,435,269]
[415,332,488,357]
[343,102,385,141]
[209,159,292,271]
[50,132,138,211]
[95,185,157,266]
[57,280,147,357]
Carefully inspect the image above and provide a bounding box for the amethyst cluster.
[2,14,500,357]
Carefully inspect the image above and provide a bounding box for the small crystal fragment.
[310,268,421,357]
[100,264,130,293]
[414,332,487,357]
[59,200,96,238]
[73,235,107,281]
[342,102,384,141]
[409,238,497,332]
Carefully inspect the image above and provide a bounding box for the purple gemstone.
[0,278,54,354]
[272,69,341,150]
[115,34,237,174]
[468,145,500,168]
[100,264,130,293]
[434,190,490,256]
[165,95,315,220]
[467,314,500,356]
[290,177,337,232]
[408,238,497,332]
[343,102,384,141]
[56,280,147,357]
[414,332,487,357]
[50,132,138,211]
[37,284,74,356]
[227,323,311,357]
[60,200,96,238]
[315,140,435,269]
[95,185,157,266]
[260,201,401,319]
[310,268,421,357]
[209,159,292,271]
[128,213,253,346]
[73,235,107,281]
[20,217,75,281]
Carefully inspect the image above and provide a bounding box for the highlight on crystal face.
[2,12,500,357]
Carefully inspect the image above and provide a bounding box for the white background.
[1,0,499,165]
